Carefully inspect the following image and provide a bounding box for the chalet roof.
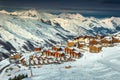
[95,39,101,42]
[69,47,80,52]
[52,45,65,49]
[49,49,56,53]
[74,50,80,53]
[78,42,85,44]
[58,51,65,54]
[43,47,49,51]
[94,44,102,48]
[114,36,120,40]
[104,36,112,41]
[68,39,73,42]
[10,53,20,56]
[19,52,35,61]
[47,56,54,59]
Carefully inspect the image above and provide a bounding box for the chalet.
[39,58,44,65]
[89,45,102,53]
[19,58,26,66]
[77,42,85,49]
[29,56,34,60]
[59,51,65,57]
[43,50,49,57]
[75,52,81,58]
[43,58,49,64]
[73,51,81,58]
[65,47,72,54]
[112,36,120,43]
[78,36,85,43]
[84,38,90,44]
[34,47,42,52]
[33,57,40,65]
[10,53,21,60]
[52,46,59,51]
[54,51,65,58]
[69,51,75,58]
[95,35,105,39]
[73,37,79,43]
[67,40,74,47]
[43,50,55,57]
[65,47,81,58]
[101,37,113,47]
[69,48,81,58]
[19,52,35,66]
[52,46,63,51]
[73,36,95,45]
[30,60,35,65]
[54,52,60,58]
[89,39,100,45]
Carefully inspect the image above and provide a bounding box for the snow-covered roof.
[114,36,120,40]
[74,50,80,53]
[94,44,102,48]
[68,40,73,42]
[104,36,112,41]
[58,51,65,54]
[20,52,35,60]
[45,49,56,53]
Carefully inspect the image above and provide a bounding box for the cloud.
[100,0,120,4]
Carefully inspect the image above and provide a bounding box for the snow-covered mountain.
[0,9,74,60]
[0,9,120,60]
[45,13,120,35]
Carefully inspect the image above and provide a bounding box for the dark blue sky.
[0,0,120,10]
[0,0,120,17]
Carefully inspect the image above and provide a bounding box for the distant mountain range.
[0,9,120,60]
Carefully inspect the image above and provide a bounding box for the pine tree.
[13,76,17,80]
[8,78,12,80]
[25,74,28,78]
[21,74,25,78]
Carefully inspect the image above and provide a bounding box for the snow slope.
[1,44,120,80]
[0,9,74,60]
[25,45,120,80]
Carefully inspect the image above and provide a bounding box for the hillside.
[0,9,120,60]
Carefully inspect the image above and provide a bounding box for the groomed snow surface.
[1,44,120,80]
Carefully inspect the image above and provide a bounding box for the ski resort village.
[0,9,120,80]
[1,34,120,80]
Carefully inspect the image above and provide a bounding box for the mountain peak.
[58,13,85,19]
[11,9,39,18]
[0,9,40,18]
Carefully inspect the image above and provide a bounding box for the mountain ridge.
[0,9,120,60]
